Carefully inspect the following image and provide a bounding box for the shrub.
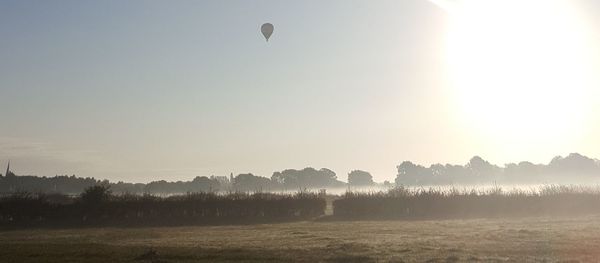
[80,184,112,205]
[333,185,600,219]
[0,190,325,227]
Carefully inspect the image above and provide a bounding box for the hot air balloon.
[261,23,274,42]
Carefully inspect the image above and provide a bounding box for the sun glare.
[446,0,592,149]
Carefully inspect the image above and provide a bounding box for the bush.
[80,184,112,205]
[333,185,600,219]
[0,191,326,227]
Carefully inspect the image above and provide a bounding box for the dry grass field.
[2,215,600,262]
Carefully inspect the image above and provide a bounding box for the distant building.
[4,161,15,177]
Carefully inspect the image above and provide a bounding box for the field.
[2,215,600,262]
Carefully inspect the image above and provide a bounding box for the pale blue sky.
[1,0,599,182]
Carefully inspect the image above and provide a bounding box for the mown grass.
[4,185,600,262]
[2,215,600,262]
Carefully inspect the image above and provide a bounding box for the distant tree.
[395,161,428,186]
[80,184,111,205]
[443,164,469,183]
[467,156,493,176]
[271,167,344,189]
[466,156,502,182]
[347,170,374,186]
[427,164,451,185]
[144,180,169,193]
[210,175,230,188]
[548,153,600,174]
[190,176,220,192]
[5,152,600,195]
[319,168,338,182]
[504,161,544,183]
[233,173,273,192]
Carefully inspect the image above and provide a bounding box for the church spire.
[4,161,9,177]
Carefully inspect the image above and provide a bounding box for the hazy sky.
[1,0,599,183]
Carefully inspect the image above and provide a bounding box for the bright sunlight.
[446,0,593,149]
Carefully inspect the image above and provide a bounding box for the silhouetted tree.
[80,184,111,205]
[3,153,600,194]
[271,167,344,189]
[395,161,428,185]
[549,153,599,174]
[233,173,274,192]
[348,170,374,186]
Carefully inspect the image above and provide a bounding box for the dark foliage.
[271,167,345,189]
[0,186,326,227]
[347,170,374,186]
[0,174,100,194]
[233,173,277,192]
[0,167,347,195]
[395,153,600,185]
[80,184,111,205]
[333,185,600,219]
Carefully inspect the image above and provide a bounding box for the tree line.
[2,153,599,195]
[0,167,368,194]
[395,153,600,185]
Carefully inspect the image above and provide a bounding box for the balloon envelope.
[261,23,274,41]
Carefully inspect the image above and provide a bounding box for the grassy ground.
[2,216,600,262]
